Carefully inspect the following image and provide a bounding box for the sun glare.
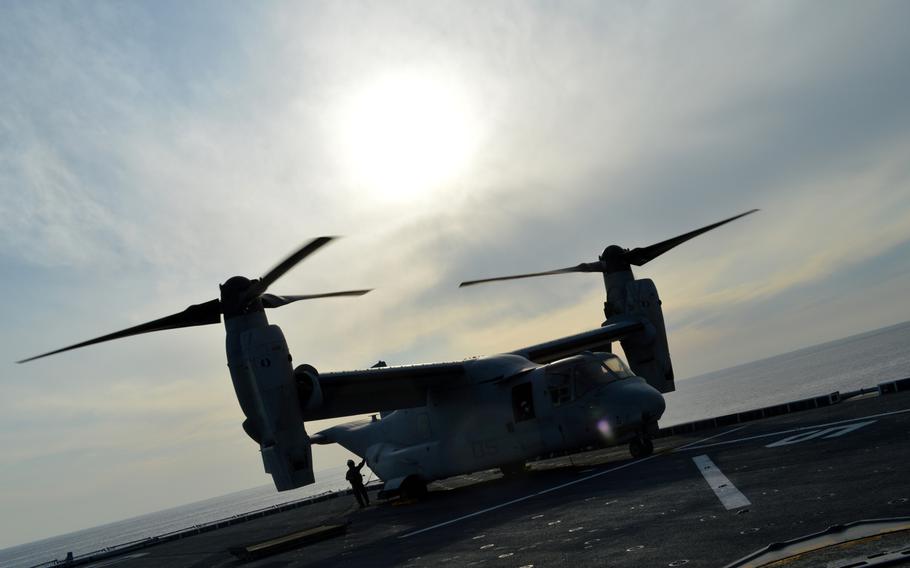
[337,72,479,202]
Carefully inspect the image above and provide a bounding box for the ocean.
[2,320,909,568]
[0,467,355,568]
[661,320,910,426]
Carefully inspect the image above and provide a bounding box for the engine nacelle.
[606,277,675,394]
[294,364,324,412]
[227,321,315,490]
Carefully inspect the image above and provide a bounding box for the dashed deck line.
[398,426,748,540]
[692,455,751,510]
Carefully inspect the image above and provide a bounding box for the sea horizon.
[3,318,909,567]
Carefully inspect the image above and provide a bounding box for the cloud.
[3,0,910,548]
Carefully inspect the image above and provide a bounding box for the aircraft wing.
[510,318,645,364]
[304,362,466,420]
[304,318,642,420]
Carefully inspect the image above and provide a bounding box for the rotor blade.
[260,289,372,308]
[459,262,603,288]
[17,299,222,364]
[623,209,759,266]
[252,236,338,296]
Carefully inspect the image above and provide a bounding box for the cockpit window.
[602,356,633,379]
[569,355,634,397]
[546,354,633,402]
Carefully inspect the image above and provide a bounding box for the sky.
[2,0,910,549]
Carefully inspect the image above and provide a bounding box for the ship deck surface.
[86,390,910,568]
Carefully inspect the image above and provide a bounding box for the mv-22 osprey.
[20,210,757,498]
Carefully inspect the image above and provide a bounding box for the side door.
[542,362,589,450]
[510,381,544,455]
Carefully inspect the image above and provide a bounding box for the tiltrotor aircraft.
[20,210,757,497]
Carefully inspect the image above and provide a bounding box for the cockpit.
[544,352,634,405]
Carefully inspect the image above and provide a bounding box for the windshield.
[566,353,634,397]
[602,355,633,379]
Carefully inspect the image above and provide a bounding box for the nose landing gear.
[629,435,654,459]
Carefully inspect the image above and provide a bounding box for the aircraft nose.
[640,384,666,422]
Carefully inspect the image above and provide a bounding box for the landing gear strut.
[629,435,654,459]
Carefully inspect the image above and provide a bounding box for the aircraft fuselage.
[317,352,665,490]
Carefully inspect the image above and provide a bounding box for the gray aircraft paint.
[315,352,665,488]
[19,214,756,494]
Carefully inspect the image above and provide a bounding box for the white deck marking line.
[398,426,747,540]
[692,455,751,510]
[398,455,659,539]
[764,419,876,448]
[674,425,747,451]
[677,407,910,452]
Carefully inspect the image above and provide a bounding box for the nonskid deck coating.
[85,391,910,568]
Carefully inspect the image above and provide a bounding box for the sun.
[337,72,479,202]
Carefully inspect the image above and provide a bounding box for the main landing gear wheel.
[500,462,528,477]
[629,436,654,459]
[400,476,428,500]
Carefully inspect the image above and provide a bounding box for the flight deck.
[66,383,910,568]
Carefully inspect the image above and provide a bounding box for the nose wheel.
[629,435,654,459]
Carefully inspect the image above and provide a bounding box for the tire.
[500,462,527,477]
[400,476,428,500]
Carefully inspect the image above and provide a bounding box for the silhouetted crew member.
[346,458,370,508]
